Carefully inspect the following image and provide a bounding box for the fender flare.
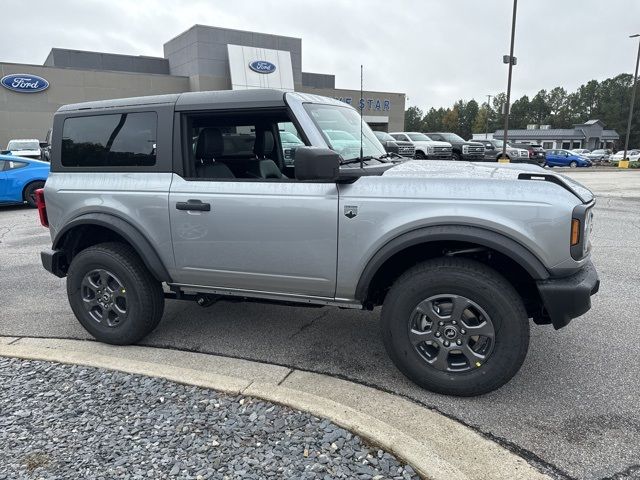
[354,224,550,301]
[53,212,172,283]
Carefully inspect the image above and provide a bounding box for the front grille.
[433,146,452,154]
[398,145,415,157]
[466,145,484,154]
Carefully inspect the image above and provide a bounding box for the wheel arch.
[53,213,172,283]
[21,179,46,200]
[355,225,549,312]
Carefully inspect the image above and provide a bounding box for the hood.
[392,140,414,147]
[382,160,594,203]
[9,149,41,155]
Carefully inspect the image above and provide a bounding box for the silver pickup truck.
[37,89,599,396]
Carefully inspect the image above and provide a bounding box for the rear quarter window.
[61,112,157,167]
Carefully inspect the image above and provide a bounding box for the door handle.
[176,200,211,211]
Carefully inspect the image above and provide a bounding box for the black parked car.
[425,132,485,161]
[373,131,415,158]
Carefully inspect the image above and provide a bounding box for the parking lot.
[1,169,639,480]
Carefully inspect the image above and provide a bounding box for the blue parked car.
[0,155,49,207]
[544,149,592,168]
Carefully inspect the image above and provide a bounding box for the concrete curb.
[0,336,550,480]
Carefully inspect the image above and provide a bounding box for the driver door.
[168,110,339,298]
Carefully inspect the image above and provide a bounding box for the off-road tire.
[67,242,165,345]
[381,257,529,396]
[23,181,45,208]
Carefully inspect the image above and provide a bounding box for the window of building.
[561,141,571,150]
[572,141,581,149]
[182,110,307,181]
[61,112,157,167]
[542,141,553,150]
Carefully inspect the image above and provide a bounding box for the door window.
[182,110,307,181]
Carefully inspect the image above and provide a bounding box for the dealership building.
[489,120,620,150]
[0,24,406,148]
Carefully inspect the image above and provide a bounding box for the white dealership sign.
[227,44,294,91]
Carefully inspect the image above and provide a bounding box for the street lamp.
[621,34,640,168]
[485,94,492,139]
[500,0,518,162]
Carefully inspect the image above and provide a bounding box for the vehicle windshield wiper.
[340,156,379,165]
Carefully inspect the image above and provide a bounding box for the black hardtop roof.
[57,89,288,113]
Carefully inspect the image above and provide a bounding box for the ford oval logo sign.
[248,60,276,74]
[1,73,49,93]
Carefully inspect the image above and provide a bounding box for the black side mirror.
[294,147,340,181]
[384,140,399,154]
[39,142,48,148]
[485,144,494,150]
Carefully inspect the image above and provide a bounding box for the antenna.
[360,64,364,169]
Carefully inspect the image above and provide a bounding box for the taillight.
[35,188,48,227]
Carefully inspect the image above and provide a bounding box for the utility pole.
[501,0,518,161]
[485,94,492,139]
[622,34,640,167]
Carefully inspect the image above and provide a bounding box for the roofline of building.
[163,24,302,47]
[46,47,166,62]
[0,60,188,79]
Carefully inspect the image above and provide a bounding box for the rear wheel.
[23,181,45,208]
[67,242,165,345]
[381,258,529,396]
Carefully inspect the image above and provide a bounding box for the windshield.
[304,103,386,161]
[492,140,505,148]
[7,140,39,150]
[407,133,432,141]
[439,133,465,143]
[374,131,394,142]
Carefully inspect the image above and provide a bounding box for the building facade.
[487,120,619,150]
[0,25,405,148]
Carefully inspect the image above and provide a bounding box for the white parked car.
[571,148,591,155]
[5,139,42,159]
[610,150,640,161]
[389,132,452,160]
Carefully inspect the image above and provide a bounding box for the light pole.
[500,0,518,161]
[621,34,640,167]
[485,94,492,139]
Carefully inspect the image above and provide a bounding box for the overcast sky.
[2,0,639,110]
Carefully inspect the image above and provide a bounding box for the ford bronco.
[38,89,599,396]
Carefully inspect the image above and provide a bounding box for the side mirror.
[294,147,340,181]
[384,140,399,154]
[39,142,48,148]
[485,144,494,150]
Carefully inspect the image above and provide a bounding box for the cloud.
[1,0,639,109]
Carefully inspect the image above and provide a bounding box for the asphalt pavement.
[0,169,639,480]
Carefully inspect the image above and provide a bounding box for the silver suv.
[38,89,599,396]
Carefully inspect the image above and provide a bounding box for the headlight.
[426,145,434,153]
[570,204,594,260]
[462,145,469,154]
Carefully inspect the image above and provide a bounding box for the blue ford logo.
[248,61,276,74]
[1,73,49,93]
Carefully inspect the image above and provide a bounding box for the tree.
[530,90,551,125]
[442,106,460,133]
[423,107,445,132]
[509,95,531,129]
[459,99,479,140]
[405,106,424,131]
[472,106,490,136]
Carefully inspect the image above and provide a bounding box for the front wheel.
[415,150,427,160]
[381,258,529,396]
[67,242,165,345]
[452,152,461,161]
[569,161,578,168]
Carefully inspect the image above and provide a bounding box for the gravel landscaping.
[0,357,419,479]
